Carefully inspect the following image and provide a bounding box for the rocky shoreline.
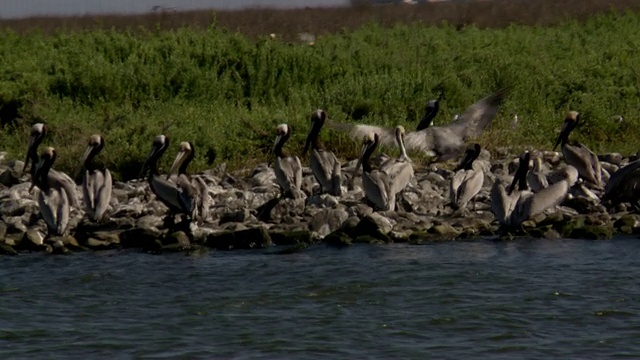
[0,148,638,256]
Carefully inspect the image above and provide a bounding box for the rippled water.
[2,237,640,359]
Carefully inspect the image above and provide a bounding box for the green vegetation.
[1,10,640,180]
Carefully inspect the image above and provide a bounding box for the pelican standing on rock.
[273,124,303,199]
[23,123,79,208]
[491,152,578,228]
[31,147,71,236]
[379,125,414,196]
[80,134,112,222]
[167,141,210,225]
[141,135,187,217]
[553,111,603,188]
[330,90,506,161]
[303,110,342,196]
[356,132,394,211]
[450,143,484,210]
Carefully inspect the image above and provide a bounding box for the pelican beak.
[29,158,45,192]
[22,134,37,175]
[353,142,369,175]
[167,150,186,180]
[553,121,570,151]
[139,146,157,178]
[272,135,282,154]
[303,119,321,155]
[80,145,93,166]
[76,145,93,178]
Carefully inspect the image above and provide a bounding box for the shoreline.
[0,148,636,256]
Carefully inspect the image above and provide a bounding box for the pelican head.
[303,110,326,154]
[554,111,580,150]
[273,123,291,154]
[81,134,105,167]
[30,146,56,192]
[508,151,530,195]
[140,135,170,178]
[23,123,48,175]
[167,141,194,179]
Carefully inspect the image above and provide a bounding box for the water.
[2,237,640,359]
[0,0,352,20]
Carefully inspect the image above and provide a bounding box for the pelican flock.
[13,90,640,246]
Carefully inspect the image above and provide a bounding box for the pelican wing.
[363,170,391,211]
[50,169,79,208]
[93,169,113,222]
[403,126,466,161]
[455,170,484,208]
[331,160,343,197]
[83,169,96,213]
[448,89,507,140]
[490,179,520,226]
[150,175,184,212]
[275,156,303,195]
[527,172,549,193]
[194,175,210,225]
[381,160,414,195]
[326,122,397,148]
[562,143,602,187]
[310,149,341,193]
[515,180,570,223]
[38,188,69,236]
[176,174,198,215]
[56,188,70,235]
[602,159,640,204]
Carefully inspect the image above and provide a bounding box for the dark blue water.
[2,237,640,359]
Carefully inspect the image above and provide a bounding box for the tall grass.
[1,9,640,180]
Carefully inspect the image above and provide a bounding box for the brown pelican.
[491,152,578,227]
[356,132,393,211]
[449,143,484,210]
[553,111,603,188]
[141,135,185,214]
[80,134,112,222]
[601,159,640,208]
[31,147,71,236]
[166,141,210,225]
[303,110,342,196]
[23,123,79,208]
[379,125,414,196]
[330,90,506,161]
[273,124,303,199]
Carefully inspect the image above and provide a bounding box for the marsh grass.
[1,2,640,180]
